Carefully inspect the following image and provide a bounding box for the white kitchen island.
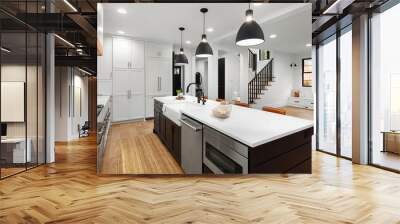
[154,96,314,174]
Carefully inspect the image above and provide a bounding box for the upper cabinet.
[112,37,144,70]
[145,42,172,58]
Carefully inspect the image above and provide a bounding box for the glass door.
[370,3,400,171]
[317,36,337,155]
[339,27,353,158]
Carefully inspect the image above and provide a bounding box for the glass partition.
[370,3,400,171]
[317,36,337,155]
[0,1,46,179]
[339,27,352,158]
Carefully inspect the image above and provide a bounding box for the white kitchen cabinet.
[113,95,145,121]
[97,35,113,80]
[113,37,144,70]
[112,69,145,122]
[113,37,132,69]
[145,42,172,58]
[146,57,172,95]
[288,97,314,110]
[132,40,144,69]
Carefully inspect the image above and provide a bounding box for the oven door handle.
[180,118,202,132]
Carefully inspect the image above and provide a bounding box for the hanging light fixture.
[195,8,213,58]
[236,3,265,47]
[175,27,188,65]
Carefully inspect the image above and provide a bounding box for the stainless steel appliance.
[180,114,203,174]
[203,126,248,174]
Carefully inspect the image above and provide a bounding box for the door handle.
[180,118,201,132]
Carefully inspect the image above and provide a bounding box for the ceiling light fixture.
[117,8,127,14]
[206,27,214,32]
[236,3,265,46]
[117,30,125,35]
[253,3,263,6]
[185,40,191,44]
[175,27,189,65]
[195,8,213,58]
[269,34,277,39]
[1,47,11,53]
[54,34,75,48]
[63,0,78,12]
[306,43,312,47]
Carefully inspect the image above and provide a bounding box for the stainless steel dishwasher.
[180,114,203,174]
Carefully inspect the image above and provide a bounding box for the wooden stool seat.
[262,106,286,115]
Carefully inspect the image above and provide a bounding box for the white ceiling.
[102,3,311,55]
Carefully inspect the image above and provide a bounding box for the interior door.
[113,37,132,69]
[218,58,225,99]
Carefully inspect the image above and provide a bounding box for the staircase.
[248,58,274,105]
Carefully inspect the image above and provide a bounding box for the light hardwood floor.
[0,129,400,223]
[101,121,183,174]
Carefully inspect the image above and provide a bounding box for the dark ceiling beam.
[55,55,96,72]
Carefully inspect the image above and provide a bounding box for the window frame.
[302,58,312,87]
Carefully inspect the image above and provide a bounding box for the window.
[302,58,312,87]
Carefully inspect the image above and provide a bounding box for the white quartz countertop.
[155,96,314,148]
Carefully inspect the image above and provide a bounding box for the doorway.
[218,58,225,100]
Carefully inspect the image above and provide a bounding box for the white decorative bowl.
[212,102,232,119]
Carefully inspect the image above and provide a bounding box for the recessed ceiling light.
[269,34,277,39]
[185,40,191,44]
[206,27,214,32]
[306,43,312,47]
[253,3,263,6]
[117,8,127,14]
[117,30,125,35]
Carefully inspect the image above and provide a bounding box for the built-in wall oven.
[203,126,248,174]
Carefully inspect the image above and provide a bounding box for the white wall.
[55,67,89,141]
[207,44,219,100]
[292,53,313,99]
[253,51,295,108]
[224,52,240,101]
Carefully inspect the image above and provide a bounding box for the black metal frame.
[315,24,352,161]
[301,58,312,87]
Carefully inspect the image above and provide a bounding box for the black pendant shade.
[195,34,213,58]
[175,27,188,65]
[175,48,188,65]
[236,8,265,46]
[195,8,213,58]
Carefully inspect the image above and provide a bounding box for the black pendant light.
[175,27,188,65]
[236,3,265,47]
[195,8,213,58]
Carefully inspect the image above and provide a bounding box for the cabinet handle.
[159,77,162,91]
[127,90,132,99]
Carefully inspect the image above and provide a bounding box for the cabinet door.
[112,95,144,121]
[113,70,133,96]
[158,59,172,95]
[132,40,144,69]
[165,118,174,152]
[113,37,132,69]
[160,114,166,143]
[97,36,113,80]
[145,59,159,95]
[154,110,160,134]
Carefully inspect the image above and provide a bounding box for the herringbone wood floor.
[1,133,400,223]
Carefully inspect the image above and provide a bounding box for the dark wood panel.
[249,143,311,173]
[249,127,313,168]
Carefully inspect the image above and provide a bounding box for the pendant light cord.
[203,12,205,35]
[180,30,183,48]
